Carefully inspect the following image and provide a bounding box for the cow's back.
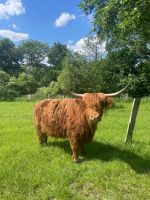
[34,98,87,138]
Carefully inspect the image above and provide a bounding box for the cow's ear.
[106,97,113,106]
[103,97,113,113]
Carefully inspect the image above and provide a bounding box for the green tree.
[88,59,122,93]
[40,69,59,86]
[80,0,150,42]
[48,42,69,70]
[80,0,150,95]
[17,72,38,94]
[0,70,10,100]
[7,72,38,97]
[19,40,51,88]
[0,70,10,85]
[57,53,89,93]
[57,53,121,94]
[19,40,50,67]
[0,38,22,76]
[48,81,61,97]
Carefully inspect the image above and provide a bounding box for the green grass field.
[0,100,150,200]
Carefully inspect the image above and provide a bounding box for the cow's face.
[71,86,127,124]
[83,93,112,122]
[85,108,100,123]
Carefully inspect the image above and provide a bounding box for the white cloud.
[67,35,106,58]
[0,0,25,19]
[55,12,76,27]
[0,29,29,41]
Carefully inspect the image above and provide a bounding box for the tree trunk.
[124,97,141,143]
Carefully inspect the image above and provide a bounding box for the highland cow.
[33,87,127,162]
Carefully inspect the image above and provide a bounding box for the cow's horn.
[104,85,128,97]
[70,91,84,98]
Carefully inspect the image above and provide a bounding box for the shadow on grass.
[85,141,150,174]
[47,140,71,153]
[47,140,150,174]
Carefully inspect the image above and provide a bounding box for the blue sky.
[0,0,92,48]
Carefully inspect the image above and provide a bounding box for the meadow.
[0,100,150,200]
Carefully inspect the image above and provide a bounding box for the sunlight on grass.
[0,100,150,200]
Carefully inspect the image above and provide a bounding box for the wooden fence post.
[124,97,141,143]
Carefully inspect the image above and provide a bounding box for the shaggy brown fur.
[33,93,112,162]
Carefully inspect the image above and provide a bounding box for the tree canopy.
[48,42,69,70]
[19,40,50,67]
[80,0,150,42]
[0,0,150,101]
[80,0,150,97]
[0,38,22,76]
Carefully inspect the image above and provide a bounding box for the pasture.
[0,100,150,200]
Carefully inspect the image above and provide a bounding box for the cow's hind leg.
[36,128,47,146]
[38,134,47,146]
[43,135,48,144]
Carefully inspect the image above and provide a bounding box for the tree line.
[0,0,150,100]
[0,39,69,100]
[80,0,150,97]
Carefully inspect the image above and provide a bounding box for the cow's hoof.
[40,143,47,147]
